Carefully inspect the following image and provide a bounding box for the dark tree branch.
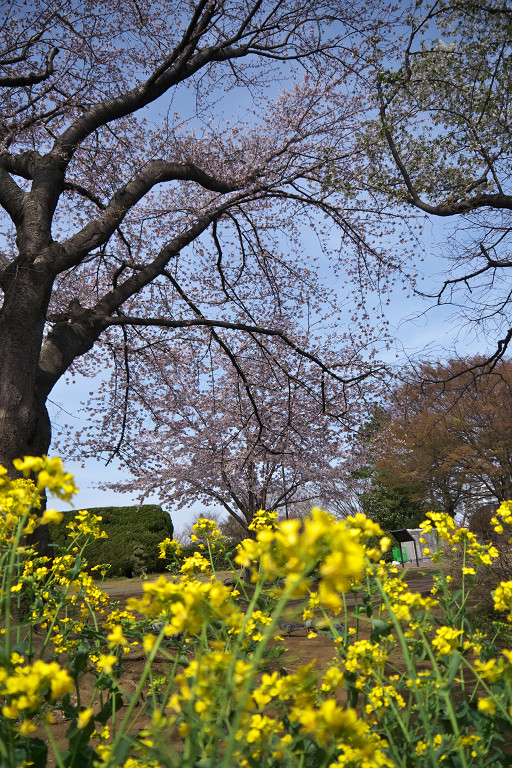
[50,3,297,166]
[106,322,131,464]
[0,250,10,272]
[105,313,379,387]
[0,46,59,87]
[62,180,105,209]
[143,0,216,90]
[0,151,39,180]
[417,242,512,303]
[377,84,512,216]
[0,167,25,224]
[159,267,268,441]
[58,161,239,271]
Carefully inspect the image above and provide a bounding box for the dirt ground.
[97,562,438,676]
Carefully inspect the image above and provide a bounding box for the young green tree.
[359,473,427,531]
[363,0,512,361]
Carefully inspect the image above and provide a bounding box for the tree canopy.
[0,0,394,479]
[372,357,512,517]
[62,328,366,529]
[359,474,427,532]
[3,0,512,523]
[365,0,512,359]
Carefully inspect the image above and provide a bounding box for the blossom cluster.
[190,517,226,551]
[235,507,382,612]
[420,510,499,565]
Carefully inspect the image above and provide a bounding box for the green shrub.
[50,504,173,577]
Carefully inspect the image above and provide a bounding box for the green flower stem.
[370,668,412,743]
[154,645,183,715]
[44,719,67,768]
[416,627,470,768]
[111,622,168,755]
[380,719,408,767]
[39,589,73,659]
[4,512,30,661]
[205,537,215,576]
[221,568,315,768]
[211,576,268,746]
[374,573,438,767]
[462,656,512,718]
[0,725,9,762]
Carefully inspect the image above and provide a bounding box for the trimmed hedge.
[50,505,173,577]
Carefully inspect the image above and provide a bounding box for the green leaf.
[370,619,393,642]
[442,651,461,690]
[112,735,132,765]
[9,640,31,660]
[68,640,90,680]
[66,555,83,582]
[95,692,124,726]
[14,737,48,768]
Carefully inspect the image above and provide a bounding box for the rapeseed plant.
[1,459,512,766]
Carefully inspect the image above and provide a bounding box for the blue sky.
[47,210,486,533]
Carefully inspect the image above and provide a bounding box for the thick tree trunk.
[0,387,53,555]
[0,254,56,555]
[0,258,54,467]
[0,389,52,470]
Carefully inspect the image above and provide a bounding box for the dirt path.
[98,565,437,678]
[100,564,436,600]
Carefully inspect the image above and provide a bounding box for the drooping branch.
[106,314,381,387]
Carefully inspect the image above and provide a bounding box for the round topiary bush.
[51,505,173,577]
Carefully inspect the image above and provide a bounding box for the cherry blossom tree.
[0,0,396,476]
[63,325,375,531]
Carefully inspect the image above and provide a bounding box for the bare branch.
[0,45,59,87]
[62,180,105,209]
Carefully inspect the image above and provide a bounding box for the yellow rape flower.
[477,698,497,715]
[17,719,37,736]
[1,660,74,718]
[143,634,157,654]
[97,654,117,674]
[40,508,64,525]
[474,658,503,684]
[493,581,512,620]
[345,640,388,676]
[158,537,182,559]
[13,455,77,501]
[77,708,93,729]
[432,626,463,657]
[107,625,128,648]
